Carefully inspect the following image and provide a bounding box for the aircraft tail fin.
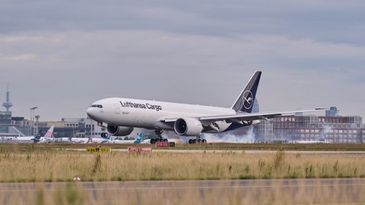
[231,71,261,113]
[134,133,143,144]
[43,126,55,138]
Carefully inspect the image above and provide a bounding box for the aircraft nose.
[87,107,96,119]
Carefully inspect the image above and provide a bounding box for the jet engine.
[107,125,134,136]
[174,118,203,136]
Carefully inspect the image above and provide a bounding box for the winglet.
[231,71,262,113]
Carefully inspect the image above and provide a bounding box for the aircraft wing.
[162,108,325,123]
[199,108,325,122]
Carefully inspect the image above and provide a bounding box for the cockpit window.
[91,104,103,108]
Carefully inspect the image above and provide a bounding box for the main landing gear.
[150,129,167,144]
[188,137,207,144]
[100,132,109,138]
[150,138,168,144]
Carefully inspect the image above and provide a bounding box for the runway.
[141,149,365,155]
[66,148,365,157]
[69,147,365,155]
[1,179,365,204]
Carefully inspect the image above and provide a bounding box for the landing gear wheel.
[155,129,163,136]
[101,133,109,138]
[188,139,198,144]
[188,138,207,144]
[150,138,157,144]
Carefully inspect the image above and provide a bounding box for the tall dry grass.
[0,150,364,182]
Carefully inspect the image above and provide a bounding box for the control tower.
[2,87,13,112]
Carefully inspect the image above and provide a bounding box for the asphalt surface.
[69,148,365,155]
[144,149,365,155]
[1,179,365,204]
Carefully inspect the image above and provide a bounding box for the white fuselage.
[70,138,90,144]
[15,136,36,141]
[87,97,236,132]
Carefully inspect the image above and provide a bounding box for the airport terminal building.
[36,118,104,138]
[254,107,364,143]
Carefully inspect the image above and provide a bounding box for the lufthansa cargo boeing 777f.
[87,71,323,143]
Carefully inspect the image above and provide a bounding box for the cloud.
[0,53,37,62]
[0,29,364,120]
[1,1,365,45]
[0,1,364,120]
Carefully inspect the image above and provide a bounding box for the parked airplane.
[87,71,324,143]
[69,137,91,144]
[13,126,55,143]
[108,133,145,144]
[294,140,329,144]
[88,137,110,144]
[36,126,55,143]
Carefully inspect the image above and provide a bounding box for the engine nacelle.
[174,118,203,136]
[107,125,134,136]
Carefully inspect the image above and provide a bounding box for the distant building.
[0,111,33,136]
[11,116,31,136]
[0,111,12,133]
[254,120,274,142]
[0,88,34,137]
[38,117,105,138]
[326,106,339,117]
[254,113,363,144]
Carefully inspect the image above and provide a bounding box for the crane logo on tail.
[242,90,254,110]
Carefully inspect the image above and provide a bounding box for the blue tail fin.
[231,71,261,113]
[134,133,144,144]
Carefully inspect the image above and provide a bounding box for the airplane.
[88,137,110,144]
[86,71,324,144]
[12,126,55,143]
[69,137,90,144]
[39,127,90,144]
[36,126,55,143]
[12,135,36,143]
[294,139,329,144]
[108,133,145,144]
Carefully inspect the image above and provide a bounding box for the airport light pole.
[35,115,40,136]
[30,107,38,136]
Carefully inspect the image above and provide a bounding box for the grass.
[1,180,365,205]
[1,144,365,204]
[0,147,365,182]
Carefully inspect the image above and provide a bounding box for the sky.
[0,0,364,120]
